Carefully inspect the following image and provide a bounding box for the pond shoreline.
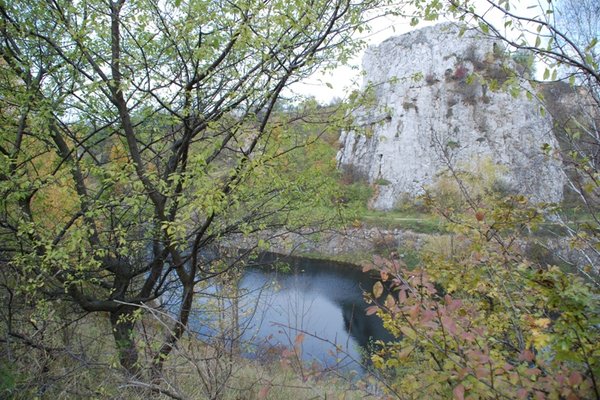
[228,225,599,275]
[227,226,432,269]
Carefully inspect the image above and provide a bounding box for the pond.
[188,253,393,374]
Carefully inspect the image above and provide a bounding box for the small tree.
[0,0,395,386]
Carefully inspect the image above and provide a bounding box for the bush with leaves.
[365,164,599,399]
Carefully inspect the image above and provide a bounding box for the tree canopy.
[0,0,393,380]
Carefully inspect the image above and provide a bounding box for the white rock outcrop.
[337,23,565,210]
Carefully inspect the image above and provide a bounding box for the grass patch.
[358,210,445,234]
[2,309,381,400]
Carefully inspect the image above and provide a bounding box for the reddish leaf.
[366,306,379,316]
[409,304,420,320]
[569,371,582,386]
[534,390,546,400]
[461,332,475,342]
[380,270,389,282]
[422,309,436,325]
[373,254,385,266]
[525,368,541,376]
[475,367,487,379]
[448,298,463,313]
[517,388,528,399]
[479,353,490,364]
[519,349,535,362]
[476,210,485,221]
[503,363,514,371]
[441,316,458,335]
[399,289,407,303]
[453,384,465,400]
[258,384,271,399]
[294,333,305,346]
[444,294,453,305]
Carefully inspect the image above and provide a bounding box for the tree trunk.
[110,306,140,376]
[150,283,194,384]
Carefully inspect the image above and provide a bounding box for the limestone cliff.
[337,23,565,210]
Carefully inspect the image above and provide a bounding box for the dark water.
[189,253,393,373]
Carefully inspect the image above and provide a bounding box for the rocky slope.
[337,23,565,210]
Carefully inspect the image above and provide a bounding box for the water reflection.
[186,253,392,373]
[225,253,393,372]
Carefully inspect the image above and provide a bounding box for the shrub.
[339,164,369,185]
[372,233,398,255]
[336,181,373,208]
[424,157,510,215]
[365,193,600,400]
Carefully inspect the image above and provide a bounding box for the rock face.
[337,23,565,210]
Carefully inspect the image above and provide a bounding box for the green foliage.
[424,157,511,215]
[511,50,536,76]
[374,178,392,186]
[0,363,17,399]
[0,0,398,384]
[339,182,374,210]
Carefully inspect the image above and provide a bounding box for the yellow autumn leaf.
[372,354,385,369]
[373,281,384,298]
[532,332,551,348]
[534,318,551,328]
[385,294,396,309]
[400,326,417,340]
